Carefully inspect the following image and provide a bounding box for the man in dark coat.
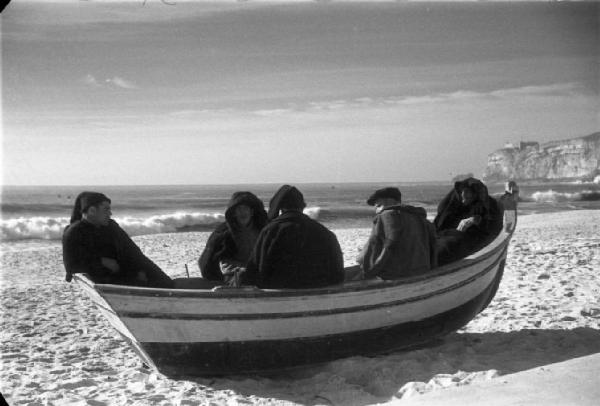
[356,187,437,279]
[62,192,173,288]
[242,185,344,289]
[198,191,268,285]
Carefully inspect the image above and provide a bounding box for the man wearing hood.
[356,187,437,279]
[434,177,502,264]
[241,185,344,289]
[198,191,268,285]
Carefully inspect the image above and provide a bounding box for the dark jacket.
[242,211,344,289]
[433,178,502,264]
[198,192,267,282]
[358,205,437,279]
[434,177,501,239]
[62,219,169,286]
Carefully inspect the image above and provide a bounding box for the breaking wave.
[530,190,600,203]
[0,207,323,242]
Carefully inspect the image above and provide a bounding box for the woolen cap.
[366,187,402,206]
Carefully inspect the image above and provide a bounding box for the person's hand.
[219,261,236,275]
[231,267,246,288]
[457,217,475,232]
[101,257,120,273]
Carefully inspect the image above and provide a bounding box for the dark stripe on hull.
[141,260,506,376]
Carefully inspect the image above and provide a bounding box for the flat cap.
[366,187,402,206]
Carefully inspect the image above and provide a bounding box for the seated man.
[355,187,437,280]
[434,177,501,265]
[198,191,268,287]
[62,191,174,288]
[241,185,344,289]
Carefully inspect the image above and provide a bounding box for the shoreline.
[1,210,599,405]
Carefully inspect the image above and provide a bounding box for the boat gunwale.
[114,247,506,320]
[75,209,516,299]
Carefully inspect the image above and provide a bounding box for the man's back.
[361,205,436,279]
[245,211,344,289]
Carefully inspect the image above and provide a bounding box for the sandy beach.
[1,210,599,405]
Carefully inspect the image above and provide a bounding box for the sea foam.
[1,212,223,241]
[531,189,600,203]
[1,208,322,241]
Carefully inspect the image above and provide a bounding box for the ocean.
[2,181,600,245]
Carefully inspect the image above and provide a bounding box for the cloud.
[106,76,137,89]
[299,83,586,110]
[489,82,583,98]
[81,74,137,89]
[82,74,101,87]
[163,82,587,121]
[253,108,294,116]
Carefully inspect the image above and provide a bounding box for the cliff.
[483,132,600,182]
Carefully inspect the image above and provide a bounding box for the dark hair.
[69,191,111,223]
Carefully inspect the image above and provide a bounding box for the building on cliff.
[483,132,600,182]
[519,141,539,150]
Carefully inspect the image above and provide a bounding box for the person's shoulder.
[63,220,94,241]
[213,222,230,233]
[107,219,121,228]
[396,205,427,218]
[305,216,337,236]
[206,222,230,241]
[63,220,87,234]
[106,219,129,234]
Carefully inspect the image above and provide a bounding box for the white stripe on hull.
[119,260,500,342]
[101,247,503,318]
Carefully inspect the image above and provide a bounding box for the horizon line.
[1,180,456,188]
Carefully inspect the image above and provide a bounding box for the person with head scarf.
[354,187,437,280]
[434,177,502,265]
[198,191,268,286]
[62,191,173,287]
[241,185,344,289]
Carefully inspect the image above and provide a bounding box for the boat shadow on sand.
[184,327,600,405]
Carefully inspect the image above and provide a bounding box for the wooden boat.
[74,203,517,376]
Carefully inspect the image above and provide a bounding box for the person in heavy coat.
[62,191,174,288]
[198,191,268,285]
[241,185,344,289]
[434,177,502,265]
[356,187,437,280]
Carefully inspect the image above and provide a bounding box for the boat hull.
[141,261,504,376]
[74,209,515,376]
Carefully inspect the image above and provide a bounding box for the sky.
[2,0,598,185]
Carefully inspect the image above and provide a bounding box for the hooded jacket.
[198,192,268,281]
[433,177,501,238]
[358,204,437,279]
[242,211,344,289]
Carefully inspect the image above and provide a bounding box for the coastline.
[1,210,599,405]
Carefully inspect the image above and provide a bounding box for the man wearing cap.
[62,191,173,287]
[241,185,344,289]
[356,187,437,280]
